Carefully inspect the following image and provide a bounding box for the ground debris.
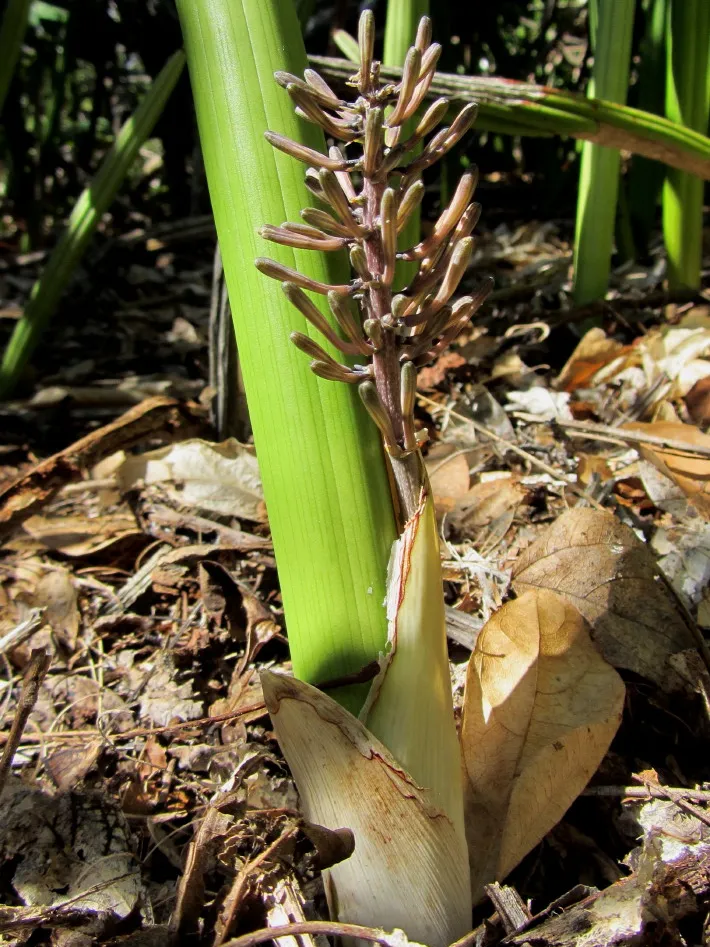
[1,200,710,946]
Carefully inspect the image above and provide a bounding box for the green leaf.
[176,0,397,714]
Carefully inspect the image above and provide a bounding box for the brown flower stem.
[361,134,423,520]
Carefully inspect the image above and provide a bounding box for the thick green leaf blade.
[176,0,397,712]
[663,0,710,290]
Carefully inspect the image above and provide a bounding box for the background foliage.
[3,0,681,250]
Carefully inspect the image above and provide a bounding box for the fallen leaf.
[23,512,143,556]
[624,420,710,519]
[0,396,201,538]
[116,438,266,522]
[685,376,710,427]
[505,386,573,422]
[511,508,694,689]
[33,568,79,650]
[576,453,613,488]
[425,444,470,513]
[452,476,525,530]
[461,589,624,898]
[138,653,203,727]
[0,781,144,934]
[417,351,466,390]
[556,328,625,391]
[45,741,103,791]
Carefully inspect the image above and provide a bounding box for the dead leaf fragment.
[453,476,525,530]
[138,654,203,727]
[23,512,143,556]
[33,568,79,650]
[511,508,694,688]
[624,420,710,519]
[116,438,266,522]
[425,444,470,513]
[0,780,143,934]
[461,589,624,899]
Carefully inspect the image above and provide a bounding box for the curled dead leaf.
[115,438,266,522]
[624,420,710,519]
[461,589,624,899]
[511,508,694,689]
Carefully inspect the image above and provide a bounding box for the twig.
[584,784,710,803]
[484,882,531,934]
[0,700,268,747]
[0,649,50,795]
[221,920,423,947]
[557,418,710,460]
[632,773,710,828]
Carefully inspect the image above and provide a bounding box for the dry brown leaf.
[556,328,625,391]
[511,508,694,689]
[461,589,624,899]
[22,512,143,556]
[33,568,79,650]
[425,444,470,514]
[623,420,710,519]
[0,396,202,538]
[453,476,525,529]
[116,437,266,522]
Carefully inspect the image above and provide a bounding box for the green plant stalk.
[176,0,397,713]
[628,0,667,253]
[573,0,635,305]
[663,0,710,290]
[384,0,429,290]
[312,55,710,179]
[0,50,185,398]
[0,0,31,116]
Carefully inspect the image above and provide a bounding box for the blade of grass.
[573,0,635,305]
[663,0,710,290]
[627,0,667,254]
[0,50,185,398]
[175,0,397,714]
[331,28,360,64]
[0,0,31,116]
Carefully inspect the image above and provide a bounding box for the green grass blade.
[0,0,31,116]
[627,0,668,252]
[573,0,635,305]
[0,50,185,398]
[663,0,710,290]
[331,29,360,64]
[383,0,429,66]
[175,0,397,714]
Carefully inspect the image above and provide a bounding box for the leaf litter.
[1,195,710,947]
